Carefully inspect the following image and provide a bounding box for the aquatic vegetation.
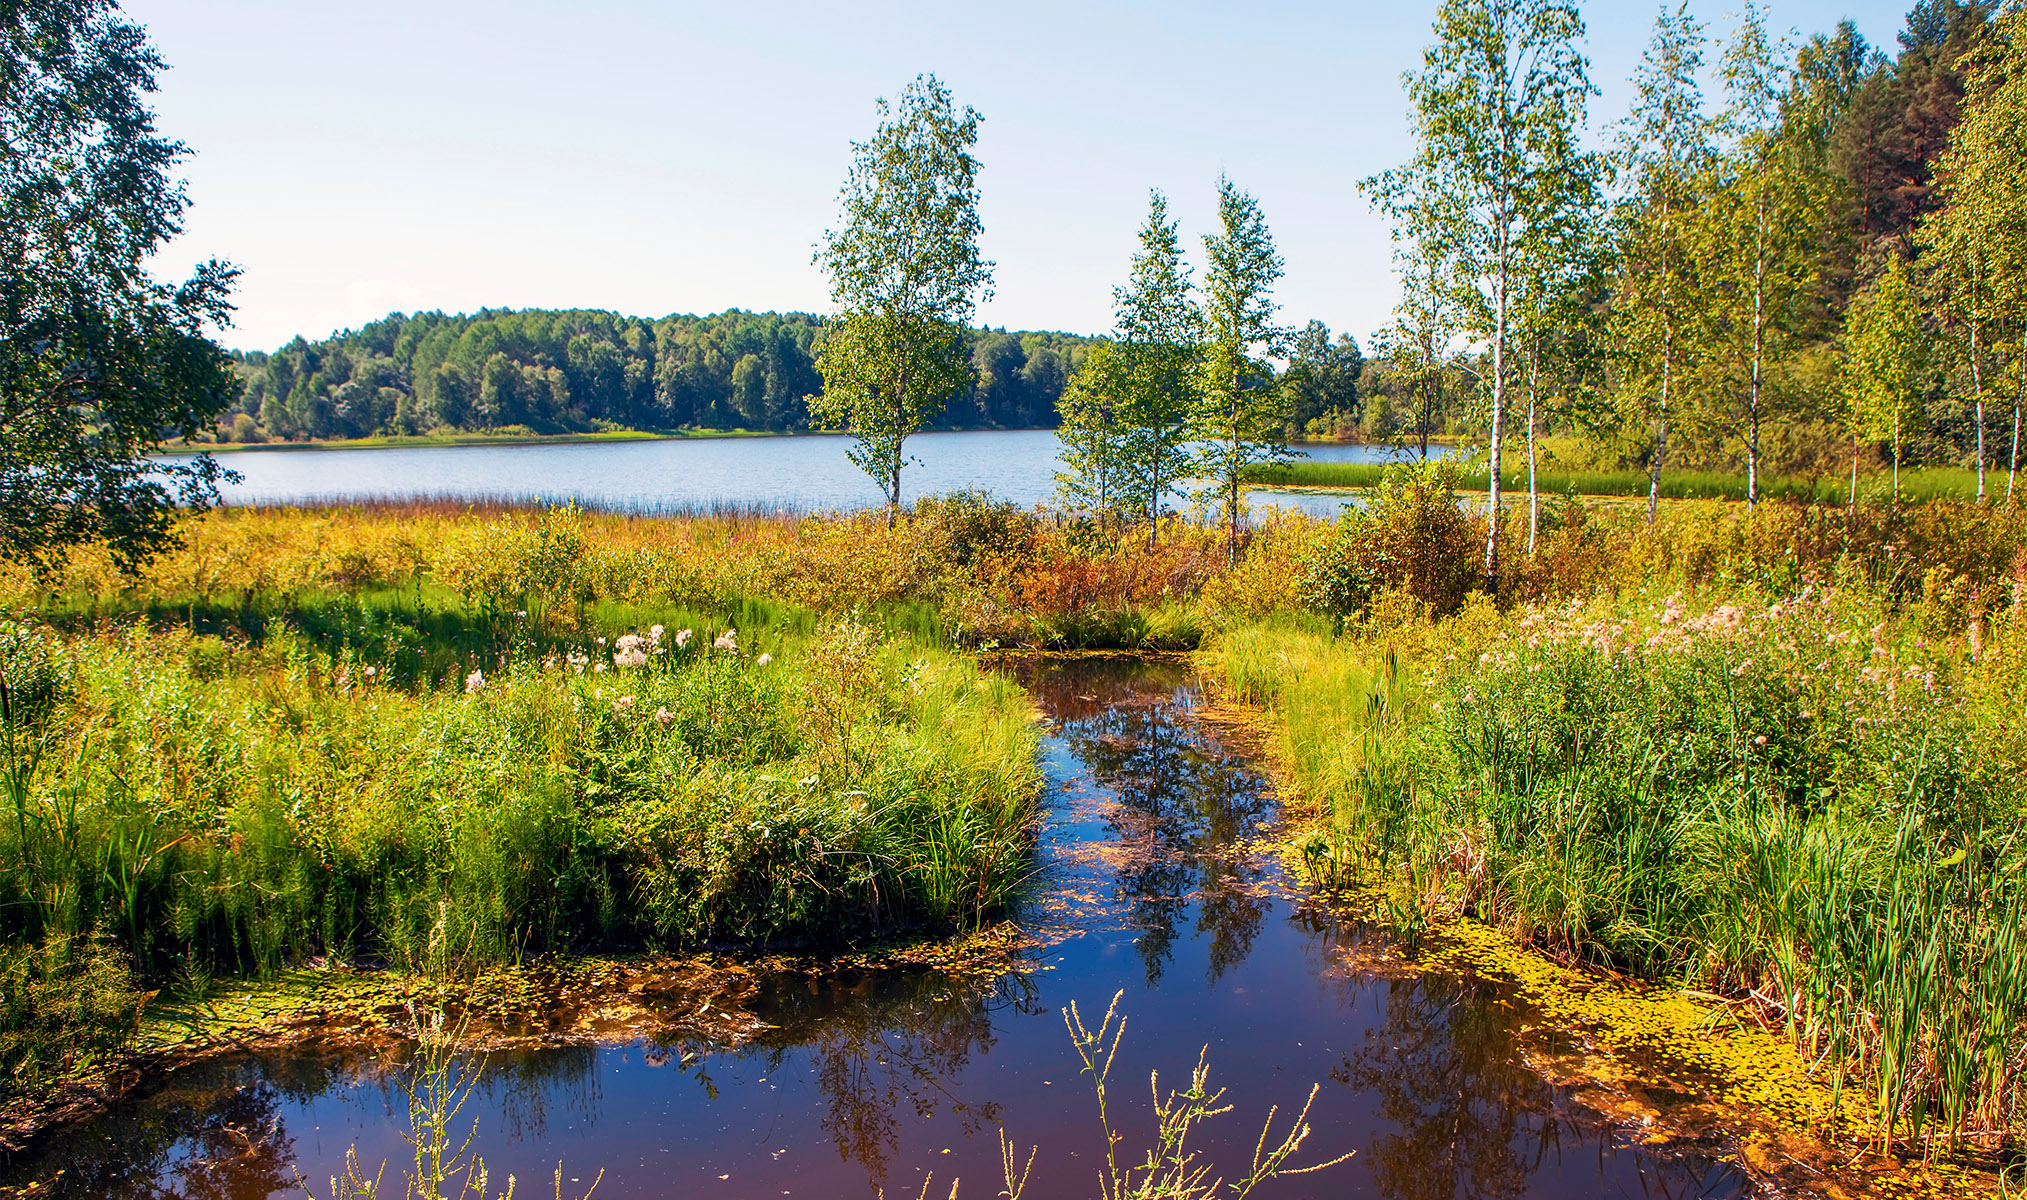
[315,1004,603,1200]
[0,610,1040,1100]
[1208,581,2027,1154]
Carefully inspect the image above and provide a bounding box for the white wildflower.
[755,652,772,667]
[653,706,674,725]
[714,628,739,654]
[464,669,485,694]
[675,628,694,649]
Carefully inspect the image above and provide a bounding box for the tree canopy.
[1,0,239,570]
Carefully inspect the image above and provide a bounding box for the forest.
[215,308,1096,441]
[1327,0,2021,484]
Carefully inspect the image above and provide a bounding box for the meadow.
[3,474,2025,1160]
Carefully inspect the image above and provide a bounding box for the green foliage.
[0,0,240,570]
[0,932,146,1101]
[1843,254,1929,486]
[1295,463,1482,621]
[0,610,1041,999]
[1281,320,1363,436]
[811,74,993,516]
[230,309,1097,441]
[1613,3,1713,519]
[1210,581,2027,1151]
[1377,0,1594,589]
[1196,176,1290,563]
[1055,191,1201,541]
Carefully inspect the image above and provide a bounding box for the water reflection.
[744,969,1038,1187]
[0,657,1747,1200]
[1016,659,1274,988]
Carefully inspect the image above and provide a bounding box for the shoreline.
[164,426,1058,455]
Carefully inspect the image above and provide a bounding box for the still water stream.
[1,659,1746,1200]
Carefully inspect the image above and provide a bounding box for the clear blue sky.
[133,0,1916,353]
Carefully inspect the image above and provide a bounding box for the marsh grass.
[0,609,1041,1100]
[1246,460,1988,504]
[1206,588,2027,1153]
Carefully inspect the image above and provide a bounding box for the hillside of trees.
[215,309,1097,441]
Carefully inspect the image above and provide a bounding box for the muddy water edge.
[0,655,1749,1200]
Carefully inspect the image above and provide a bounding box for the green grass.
[0,605,1041,1099]
[1203,590,2027,1152]
[1245,459,1994,504]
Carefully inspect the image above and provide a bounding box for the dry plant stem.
[311,1002,602,1200]
[1007,990,1350,1200]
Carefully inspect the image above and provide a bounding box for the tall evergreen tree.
[810,74,992,524]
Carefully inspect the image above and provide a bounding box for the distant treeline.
[219,309,1098,441]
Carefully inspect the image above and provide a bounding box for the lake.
[2,658,1745,1200]
[162,431,1430,519]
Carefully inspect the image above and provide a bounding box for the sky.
[132,0,1917,354]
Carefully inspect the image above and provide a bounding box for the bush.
[1295,463,1483,620]
[0,933,146,1099]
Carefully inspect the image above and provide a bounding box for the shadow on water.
[0,657,1748,1200]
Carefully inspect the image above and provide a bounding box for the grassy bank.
[1205,584,2027,1153]
[1247,458,1992,504]
[5,480,2025,1150]
[0,599,1040,1099]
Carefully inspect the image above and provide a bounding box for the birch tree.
[1688,3,1823,510]
[1053,343,1130,530]
[1843,254,1927,502]
[1361,149,1465,464]
[1514,144,1605,553]
[1923,5,2027,502]
[1112,191,1202,545]
[811,75,992,525]
[1371,0,1593,592]
[1612,3,1712,523]
[1196,176,1289,565]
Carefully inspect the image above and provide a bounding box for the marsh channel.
[2,657,1749,1200]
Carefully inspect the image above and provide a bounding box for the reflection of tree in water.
[743,967,1040,1195]
[1335,974,1555,1200]
[1022,659,1274,987]
[487,1043,603,1144]
[1336,975,1734,1200]
[1,1054,321,1199]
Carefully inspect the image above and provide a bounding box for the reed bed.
[1247,459,1990,505]
[0,606,1040,1097]
[1205,581,2027,1153]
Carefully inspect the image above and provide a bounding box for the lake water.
[161,431,1419,520]
[3,658,1745,1200]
